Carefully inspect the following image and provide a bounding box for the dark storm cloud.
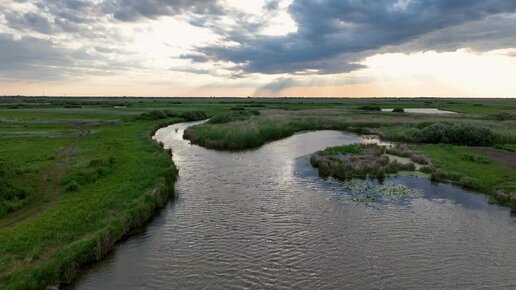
[0,0,168,80]
[1,0,516,81]
[185,0,516,75]
[390,14,516,53]
[101,0,225,21]
[6,0,224,33]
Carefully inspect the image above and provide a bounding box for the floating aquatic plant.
[339,179,422,204]
[378,183,422,200]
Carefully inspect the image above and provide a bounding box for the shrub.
[392,108,405,113]
[138,110,207,121]
[63,158,117,187]
[484,113,516,121]
[356,105,381,111]
[178,111,208,121]
[494,144,516,153]
[414,122,494,146]
[461,154,490,164]
[65,180,80,192]
[416,122,434,129]
[386,144,430,164]
[310,144,415,181]
[419,165,434,174]
[0,161,33,216]
[459,177,476,188]
[208,110,260,124]
[137,110,167,120]
[321,144,364,155]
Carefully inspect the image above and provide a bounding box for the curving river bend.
[70,121,516,289]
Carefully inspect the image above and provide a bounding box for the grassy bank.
[183,106,516,210]
[0,120,180,289]
[416,144,516,208]
[310,142,516,210]
[0,97,222,289]
[0,96,514,288]
[184,108,516,150]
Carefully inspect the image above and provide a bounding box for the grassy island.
[183,99,516,211]
[310,144,418,180]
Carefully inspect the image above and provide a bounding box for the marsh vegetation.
[0,96,515,289]
[310,144,417,180]
[183,102,516,211]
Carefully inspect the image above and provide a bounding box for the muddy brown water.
[69,120,516,289]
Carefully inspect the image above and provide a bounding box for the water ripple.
[70,122,516,290]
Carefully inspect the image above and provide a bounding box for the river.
[70,120,516,289]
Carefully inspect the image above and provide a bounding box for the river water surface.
[71,121,516,289]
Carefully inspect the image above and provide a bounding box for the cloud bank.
[0,0,515,88]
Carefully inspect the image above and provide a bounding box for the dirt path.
[0,130,88,228]
[473,147,516,170]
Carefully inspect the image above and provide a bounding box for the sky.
[1,0,516,97]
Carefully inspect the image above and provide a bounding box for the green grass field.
[416,144,516,194]
[0,96,515,289]
[0,97,231,289]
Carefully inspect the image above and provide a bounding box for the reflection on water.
[382,108,458,114]
[70,122,516,289]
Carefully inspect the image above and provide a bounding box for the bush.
[178,111,208,121]
[494,144,516,153]
[0,160,33,216]
[65,180,80,192]
[416,122,434,129]
[321,144,364,155]
[310,144,415,181]
[386,144,430,164]
[138,110,207,121]
[415,122,494,146]
[392,108,405,113]
[137,110,168,120]
[484,113,516,121]
[461,154,490,164]
[208,110,260,124]
[357,105,381,111]
[62,157,117,187]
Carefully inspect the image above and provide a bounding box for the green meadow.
[0,96,515,289]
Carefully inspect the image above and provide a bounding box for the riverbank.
[183,109,516,150]
[184,109,516,210]
[309,142,516,210]
[416,144,516,209]
[0,120,182,289]
[69,123,516,290]
[0,97,236,289]
[1,97,514,288]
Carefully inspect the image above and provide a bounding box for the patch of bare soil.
[473,147,516,170]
